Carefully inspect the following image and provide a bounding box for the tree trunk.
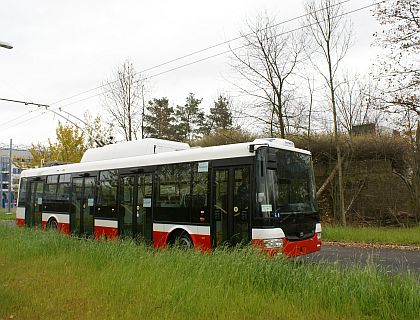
[414,121,420,223]
[327,41,346,226]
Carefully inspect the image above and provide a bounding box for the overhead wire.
[0,0,386,133]
[55,0,384,110]
[49,0,352,106]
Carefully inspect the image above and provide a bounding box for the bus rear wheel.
[177,234,193,249]
[47,219,58,231]
[170,231,193,249]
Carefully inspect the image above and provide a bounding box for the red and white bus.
[16,138,321,257]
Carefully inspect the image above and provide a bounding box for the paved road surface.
[296,244,420,275]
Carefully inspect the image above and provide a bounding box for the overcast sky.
[0,0,381,147]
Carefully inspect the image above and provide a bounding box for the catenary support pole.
[0,154,3,209]
[8,138,12,213]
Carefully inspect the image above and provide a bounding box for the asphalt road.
[296,244,420,275]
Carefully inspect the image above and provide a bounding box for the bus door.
[212,166,251,246]
[71,176,96,236]
[120,173,153,242]
[27,179,44,227]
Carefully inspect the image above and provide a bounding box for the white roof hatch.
[80,138,190,163]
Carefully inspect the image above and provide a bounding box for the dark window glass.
[255,147,317,227]
[156,164,191,223]
[42,174,71,213]
[97,170,118,218]
[59,174,71,183]
[191,163,209,223]
[47,175,59,184]
[44,183,58,201]
[57,183,71,201]
[18,178,28,207]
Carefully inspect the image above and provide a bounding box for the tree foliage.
[173,93,207,142]
[192,128,256,147]
[144,97,175,140]
[26,122,86,168]
[207,95,233,132]
[83,111,114,148]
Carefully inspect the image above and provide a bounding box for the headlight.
[263,238,283,248]
[316,232,321,240]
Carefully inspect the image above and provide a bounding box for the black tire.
[48,219,58,231]
[172,232,193,249]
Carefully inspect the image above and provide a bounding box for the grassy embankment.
[0,208,15,221]
[0,225,418,320]
[323,225,420,246]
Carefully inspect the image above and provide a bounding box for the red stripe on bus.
[94,226,118,240]
[153,231,169,248]
[58,223,71,235]
[283,235,321,257]
[153,231,212,251]
[190,234,211,251]
[252,237,321,257]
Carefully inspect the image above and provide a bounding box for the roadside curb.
[324,241,420,251]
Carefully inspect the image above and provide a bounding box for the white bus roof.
[80,138,190,163]
[21,138,310,178]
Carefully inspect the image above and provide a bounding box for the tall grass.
[0,225,418,320]
[0,208,15,221]
[323,226,420,246]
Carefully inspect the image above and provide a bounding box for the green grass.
[0,208,15,221]
[323,226,420,246]
[0,226,418,320]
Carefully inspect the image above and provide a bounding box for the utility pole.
[0,154,3,209]
[1,40,12,211]
[8,139,12,213]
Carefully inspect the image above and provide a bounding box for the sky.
[0,0,381,147]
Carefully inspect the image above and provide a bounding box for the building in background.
[0,147,32,208]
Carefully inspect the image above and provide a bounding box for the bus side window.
[18,178,28,208]
[191,163,209,223]
[156,164,191,223]
[97,170,118,219]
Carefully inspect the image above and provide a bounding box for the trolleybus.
[16,138,321,256]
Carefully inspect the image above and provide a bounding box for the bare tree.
[83,111,114,148]
[373,0,419,116]
[102,60,148,141]
[306,75,316,139]
[305,0,352,226]
[335,72,377,135]
[231,14,305,138]
[372,0,419,222]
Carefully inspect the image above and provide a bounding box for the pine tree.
[143,97,175,140]
[173,93,206,142]
[207,95,233,132]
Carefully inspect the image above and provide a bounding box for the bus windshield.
[256,147,317,224]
